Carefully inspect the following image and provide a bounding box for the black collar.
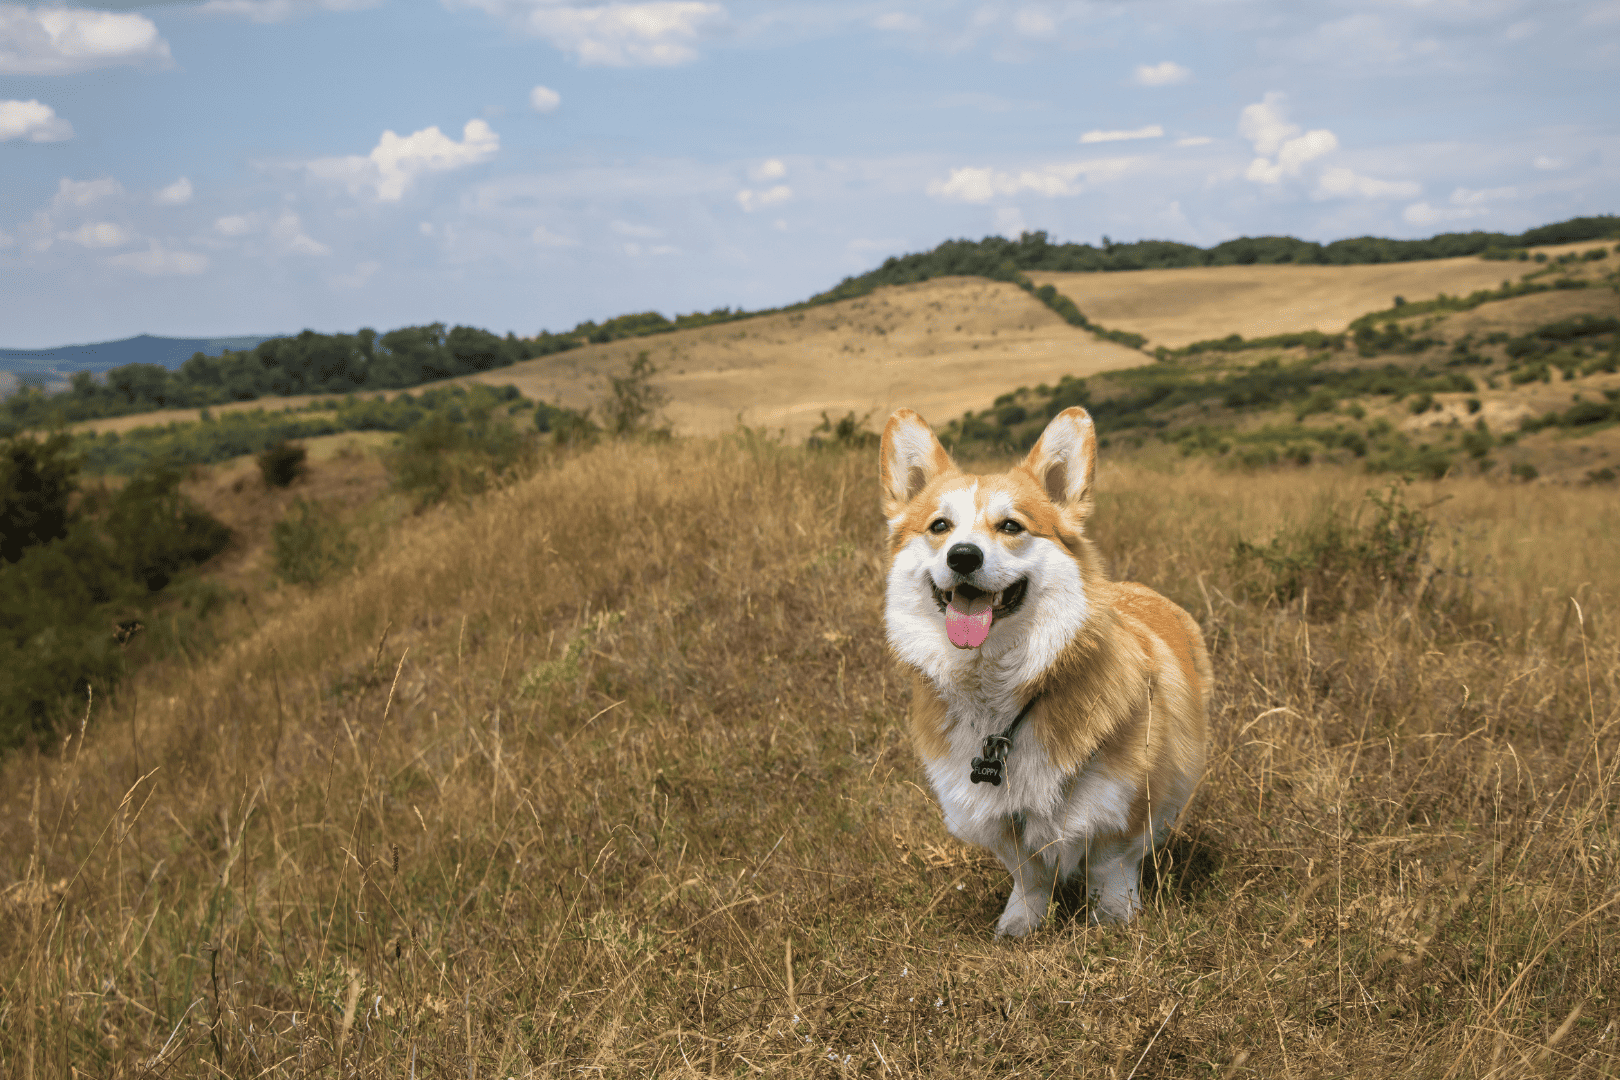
[969,694,1040,786]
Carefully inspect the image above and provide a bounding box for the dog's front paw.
[994,902,1045,938]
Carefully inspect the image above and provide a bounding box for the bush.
[806,411,879,450]
[601,351,670,437]
[271,498,356,586]
[1,433,77,563]
[257,440,308,487]
[1231,481,1437,614]
[104,463,232,591]
[388,404,531,509]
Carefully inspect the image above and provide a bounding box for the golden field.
[3,429,1618,1077]
[62,239,1612,444]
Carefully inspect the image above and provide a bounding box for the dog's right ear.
[880,409,954,519]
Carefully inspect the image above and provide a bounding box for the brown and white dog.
[880,406,1210,935]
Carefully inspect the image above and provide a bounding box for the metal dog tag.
[970,733,1012,786]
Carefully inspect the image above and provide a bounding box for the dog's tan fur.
[880,406,1209,933]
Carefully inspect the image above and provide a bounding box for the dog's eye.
[928,518,951,534]
[999,520,1024,535]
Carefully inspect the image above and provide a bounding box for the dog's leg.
[1083,835,1145,923]
[989,817,1057,938]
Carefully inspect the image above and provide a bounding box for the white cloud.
[459,1,723,66]
[1451,185,1517,206]
[530,84,561,112]
[531,224,579,246]
[63,221,133,248]
[0,228,12,248]
[106,242,208,276]
[215,213,255,236]
[1533,155,1565,170]
[928,161,1113,203]
[610,220,664,237]
[1080,124,1162,144]
[873,12,921,31]
[1315,165,1419,200]
[154,176,193,205]
[307,118,500,201]
[52,176,123,209]
[1402,185,1516,224]
[1238,91,1298,157]
[0,6,170,75]
[0,98,71,142]
[1239,93,1336,185]
[198,0,382,22]
[1176,135,1212,147]
[736,184,791,212]
[271,210,329,255]
[1132,60,1189,86]
[749,157,786,181]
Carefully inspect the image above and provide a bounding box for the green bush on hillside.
[0,437,230,748]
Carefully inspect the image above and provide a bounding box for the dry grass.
[1027,240,1614,349]
[3,434,1618,1077]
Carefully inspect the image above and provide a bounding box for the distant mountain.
[0,333,281,379]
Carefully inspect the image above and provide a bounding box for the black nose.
[946,543,983,575]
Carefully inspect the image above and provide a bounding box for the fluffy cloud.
[749,157,786,181]
[106,242,208,276]
[1239,92,1336,184]
[1080,124,1162,144]
[736,184,791,212]
[458,1,723,66]
[1533,155,1565,170]
[530,84,562,112]
[0,98,72,142]
[1132,60,1190,86]
[52,176,123,209]
[63,221,133,248]
[0,6,170,75]
[926,160,1133,203]
[1238,91,1299,157]
[211,208,329,253]
[1402,185,1516,225]
[154,177,193,205]
[307,119,500,201]
[1315,165,1419,200]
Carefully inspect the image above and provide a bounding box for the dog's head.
[879,406,1100,662]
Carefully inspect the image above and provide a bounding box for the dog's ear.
[880,409,954,518]
[1024,407,1097,515]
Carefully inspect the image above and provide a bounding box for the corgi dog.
[880,406,1210,936]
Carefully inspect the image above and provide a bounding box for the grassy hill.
[3,428,1617,1075]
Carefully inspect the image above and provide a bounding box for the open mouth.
[930,579,1029,649]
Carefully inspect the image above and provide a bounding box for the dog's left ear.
[1024,407,1097,516]
[880,409,954,520]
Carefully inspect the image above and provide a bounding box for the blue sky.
[1,0,1616,348]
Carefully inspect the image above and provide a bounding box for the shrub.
[807,411,879,450]
[1231,481,1436,614]
[271,498,357,586]
[1511,461,1539,482]
[388,406,531,508]
[257,440,308,487]
[601,351,670,437]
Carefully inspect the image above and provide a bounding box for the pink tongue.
[945,596,994,649]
